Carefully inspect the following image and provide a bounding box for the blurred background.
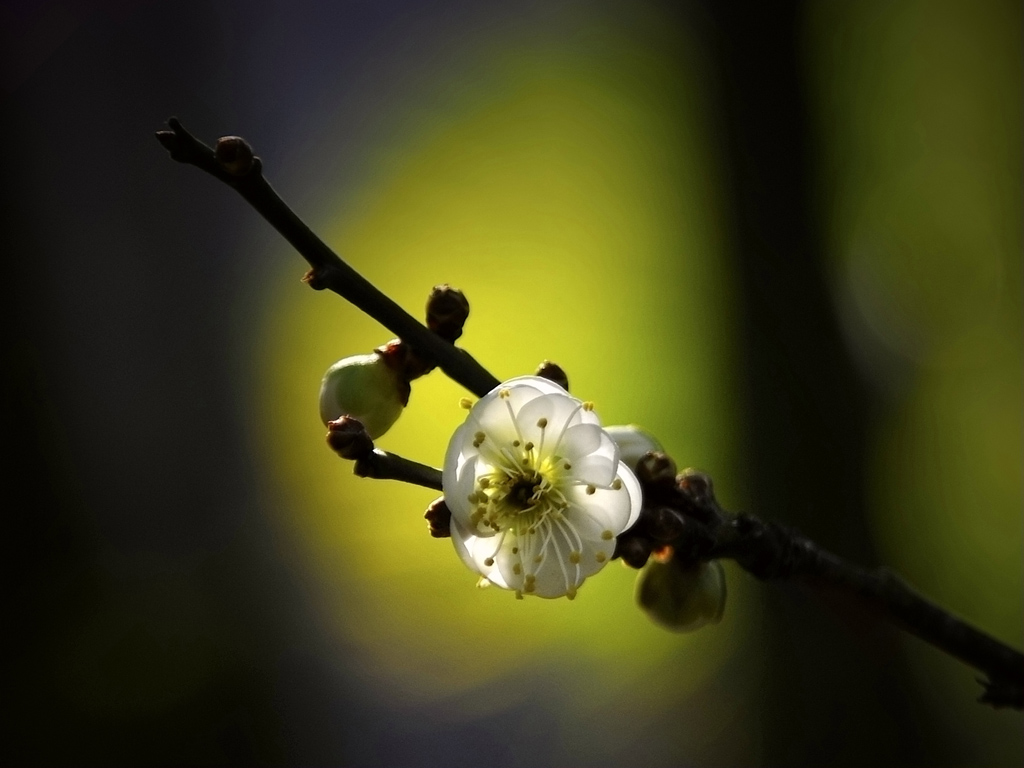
[2,0,1021,765]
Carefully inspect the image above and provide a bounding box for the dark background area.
[3,1,1021,765]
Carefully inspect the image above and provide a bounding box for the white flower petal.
[443,423,475,479]
[573,529,617,580]
[515,393,589,451]
[450,517,512,588]
[571,454,619,488]
[499,375,571,397]
[618,461,644,531]
[467,383,547,445]
[441,376,644,599]
[565,476,636,537]
[525,523,578,598]
[557,423,618,464]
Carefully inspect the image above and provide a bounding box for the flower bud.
[636,451,678,488]
[318,352,405,439]
[605,425,664,473]
[426,285,470,342]
[215,135,254,175]
[635,558,726,632]
[424,497,452,538]
[326,416,373,459]
[534,360,569,392]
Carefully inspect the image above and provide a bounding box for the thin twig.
[155,118,500,398]
[159,119,1023,711]
[325,416,442,490]
[354,449,443,490]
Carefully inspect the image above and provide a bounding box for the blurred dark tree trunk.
[686,2,944,765]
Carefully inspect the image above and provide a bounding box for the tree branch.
[353,449,443,490]
[158,118,1023,711]
[155,118,500,399]
[623,465,1024,710]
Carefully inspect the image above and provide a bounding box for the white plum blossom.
[443,376,643,599]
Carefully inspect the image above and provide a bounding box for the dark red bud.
[636,451,678,488]
[215,135,255,175]
[426,285,470,342]
[534,361,569,391]
[424,497,452,538]
[326,416,374,460]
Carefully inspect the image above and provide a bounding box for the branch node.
[214,135,256,176]
[302,266,332,291]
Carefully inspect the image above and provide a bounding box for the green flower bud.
[318,352,405,439]
[605,424,664,473]
[635,558,726,632]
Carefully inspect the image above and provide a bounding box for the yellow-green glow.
[255,8,743,738]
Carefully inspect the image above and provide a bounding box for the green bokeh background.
[3,0,1020,765]
[254,0,1021,761]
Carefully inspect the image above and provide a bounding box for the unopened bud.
[635,558,726,632]
[326,416,373,459]
[215,135,254,175]
[534,361,569,391]
[637,451,678,487]
[615,533,653,569]
[648,506,686,542]
[318,351,405,439]
[606,425,664,473]
[426,285,470,342]
[678,468,715,505]
[424,497,452,538]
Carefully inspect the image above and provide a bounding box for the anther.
[524,442,534,451]
[475,431,486,442]
[484,557,495,566]
[499,388,510,399]
[513,440,521,447]
[537,418,548,428]
[533,554,543,564]
[515,590,524,600]
[586,485,596,495]
[459,398,473,409]
[582,401,595,411]
[611,479,622,491]
[513,563,522,575]
[601,530,614,540]
[564,462,572,470]
[569,551,581,564]
[512,546,519,554]
[566,587,577,600]
[595,552,607,563]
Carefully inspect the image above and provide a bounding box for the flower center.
[468,445,568,534]
[508,471,543,511]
